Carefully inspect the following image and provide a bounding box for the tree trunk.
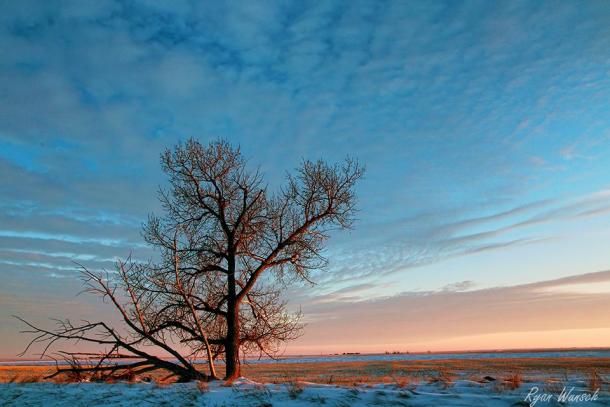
[225,262,241,381]
[225,304,240,380]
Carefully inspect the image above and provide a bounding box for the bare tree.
[17,256,218,381]
[18,138,363,381]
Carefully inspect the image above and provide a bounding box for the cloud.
[289,270,610,352]
[315,187,610,290]
[441,280,475,292]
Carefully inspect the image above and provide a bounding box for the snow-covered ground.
[1,377,607,406]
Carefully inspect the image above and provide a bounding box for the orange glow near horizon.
[286,328,610,355]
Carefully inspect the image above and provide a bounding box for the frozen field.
[3,349,610,367]
[0,377,607,407]
[2,356,608,406]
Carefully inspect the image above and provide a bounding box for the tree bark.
[225,250,241,381]
[225,276,241,380]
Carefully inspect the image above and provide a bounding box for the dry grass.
[544,377,565,394]
[504,372,522,390]
[427,366,454,389]
[390,374,410,388]
[6,375,43,384]
[588,370,603,392]
[153,379,172,389]
[286,381,304,399]
[1,357,610,386]
[196,380,209,393]
[247,356,610,385]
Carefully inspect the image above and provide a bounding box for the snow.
[0,377,607,406]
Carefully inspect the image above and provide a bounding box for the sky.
[2,0,610,358]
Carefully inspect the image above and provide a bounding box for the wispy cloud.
[290,270,610,353]
[316,187,610,292]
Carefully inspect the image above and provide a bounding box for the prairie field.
[2,357,610,384]
[1,357,609,406]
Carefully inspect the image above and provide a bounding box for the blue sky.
[2,0,610,355]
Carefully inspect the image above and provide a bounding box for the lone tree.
[18,139,363,381]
